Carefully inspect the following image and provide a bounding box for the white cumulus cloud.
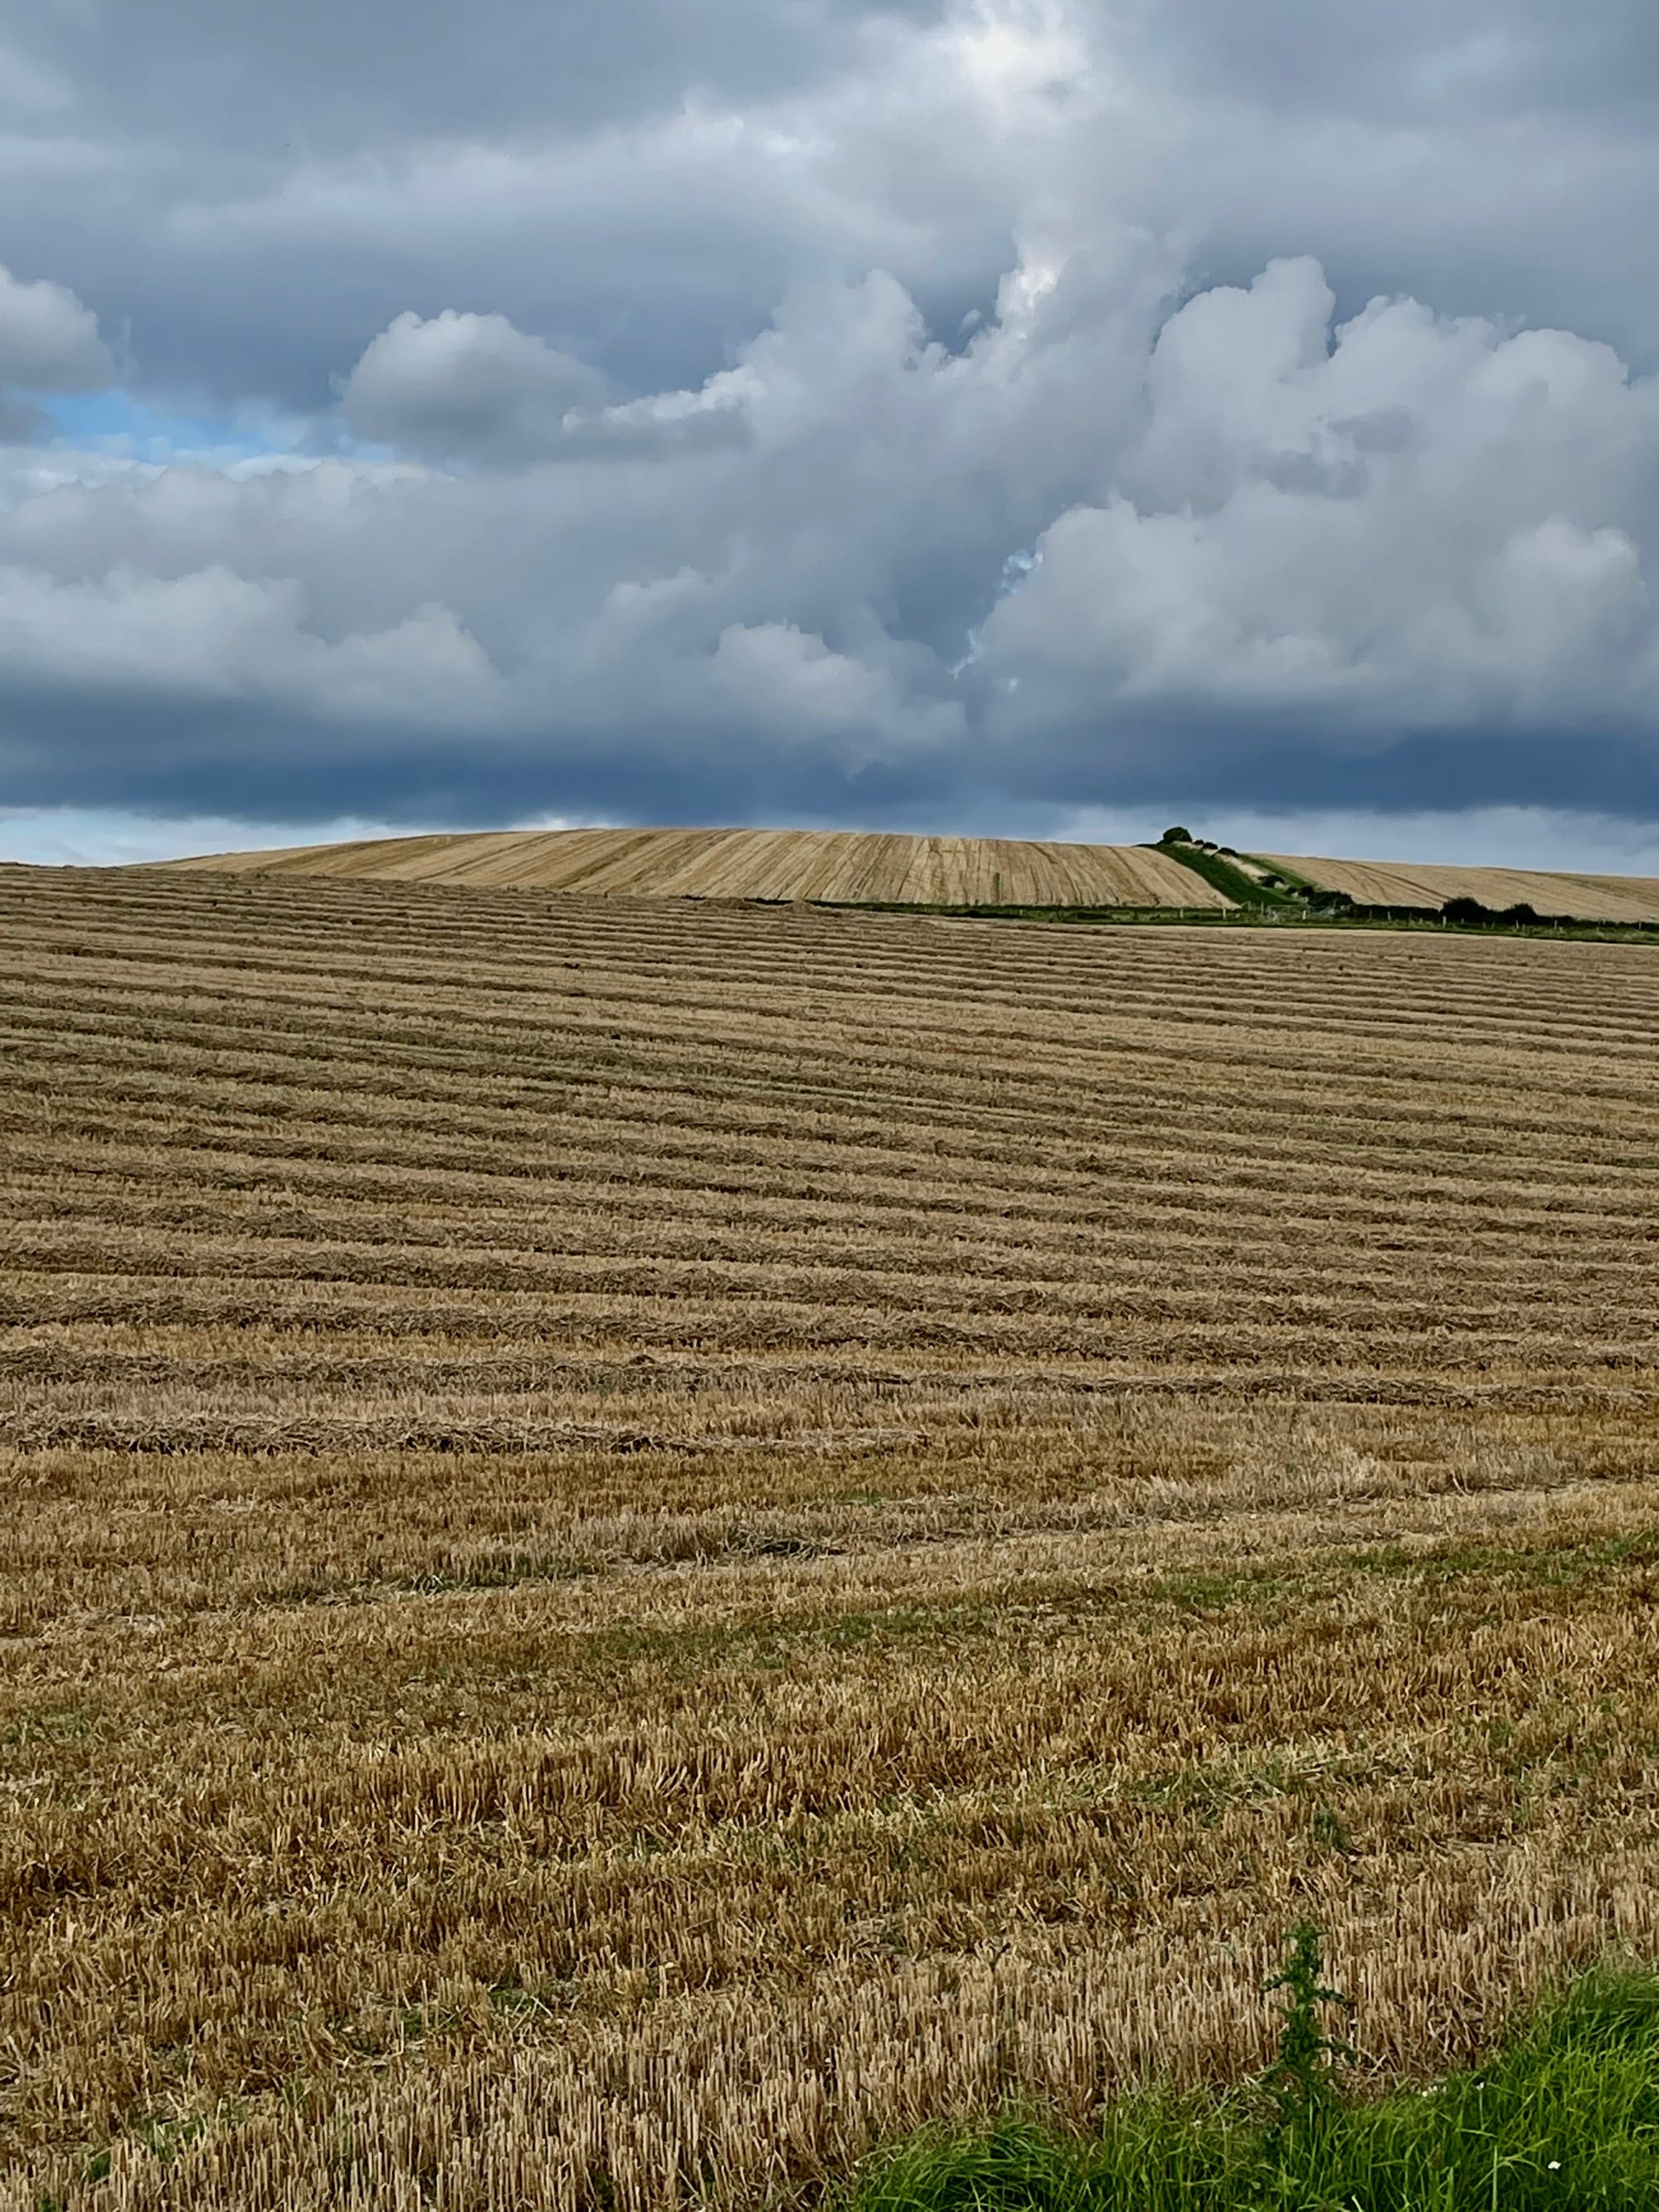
[975,257,1659,742]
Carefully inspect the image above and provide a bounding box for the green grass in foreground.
[848,1962,1659,2211]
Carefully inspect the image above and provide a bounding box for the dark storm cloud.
[2,0,1659,834]
[19,0,951,150]
[1154,0,1659,122]
[0,0,965,407]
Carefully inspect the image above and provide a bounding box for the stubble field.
[1263,852,1659,926]
[3,863,1659,2210]
[158,825,1229,911]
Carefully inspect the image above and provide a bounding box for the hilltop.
[148,821,1659,926]
[150,824,1228,908]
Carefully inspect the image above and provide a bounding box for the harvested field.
[3,863,1659,2211]
[153,824,1233,909]
[1270,851,1659,924]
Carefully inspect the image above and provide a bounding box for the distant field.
[1270,851,1659,923]
[155,824,1659,926]
[157,824,1233,908]
[4,866,1659,2210]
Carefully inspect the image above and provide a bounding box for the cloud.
[0,264,113,391]
[2,2,1659,834]
[6,0,1658,424]
[0,263,114,440]
[339,309,606,462]
[6,233,1659,826]
[972,258,1659,747]
[704,621,965,762]
[0,237,1133,795]
[0,804,439,867]
[338,308,757,464]
[0,561,503,727]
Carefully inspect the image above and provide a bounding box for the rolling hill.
[1267,851,1659,924]
[150,823,1659,924]
[5,861,1659,2208]
[153,824,1233,907]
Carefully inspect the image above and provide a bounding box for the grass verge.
[1151,842,1301,910]
[815,895,1659,946]
[848,1961,1659,2211]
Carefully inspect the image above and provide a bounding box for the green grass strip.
[1151,843,1300,910]
[846,1966,1659,2211]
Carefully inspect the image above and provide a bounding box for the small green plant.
[1259,1920,1356,2141]
[1160,824,1193,844]
[1310,1801,1355,1856]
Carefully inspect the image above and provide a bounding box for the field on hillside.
[3,865,1659,2210]
[162,825,1231,909]
[162,823,1659,926]
[1271,851,1659,924]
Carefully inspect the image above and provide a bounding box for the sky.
[1,0,1658,870]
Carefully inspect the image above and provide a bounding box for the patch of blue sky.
[37,387,319,471]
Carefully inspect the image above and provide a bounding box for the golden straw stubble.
[2,863,1657,2208]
